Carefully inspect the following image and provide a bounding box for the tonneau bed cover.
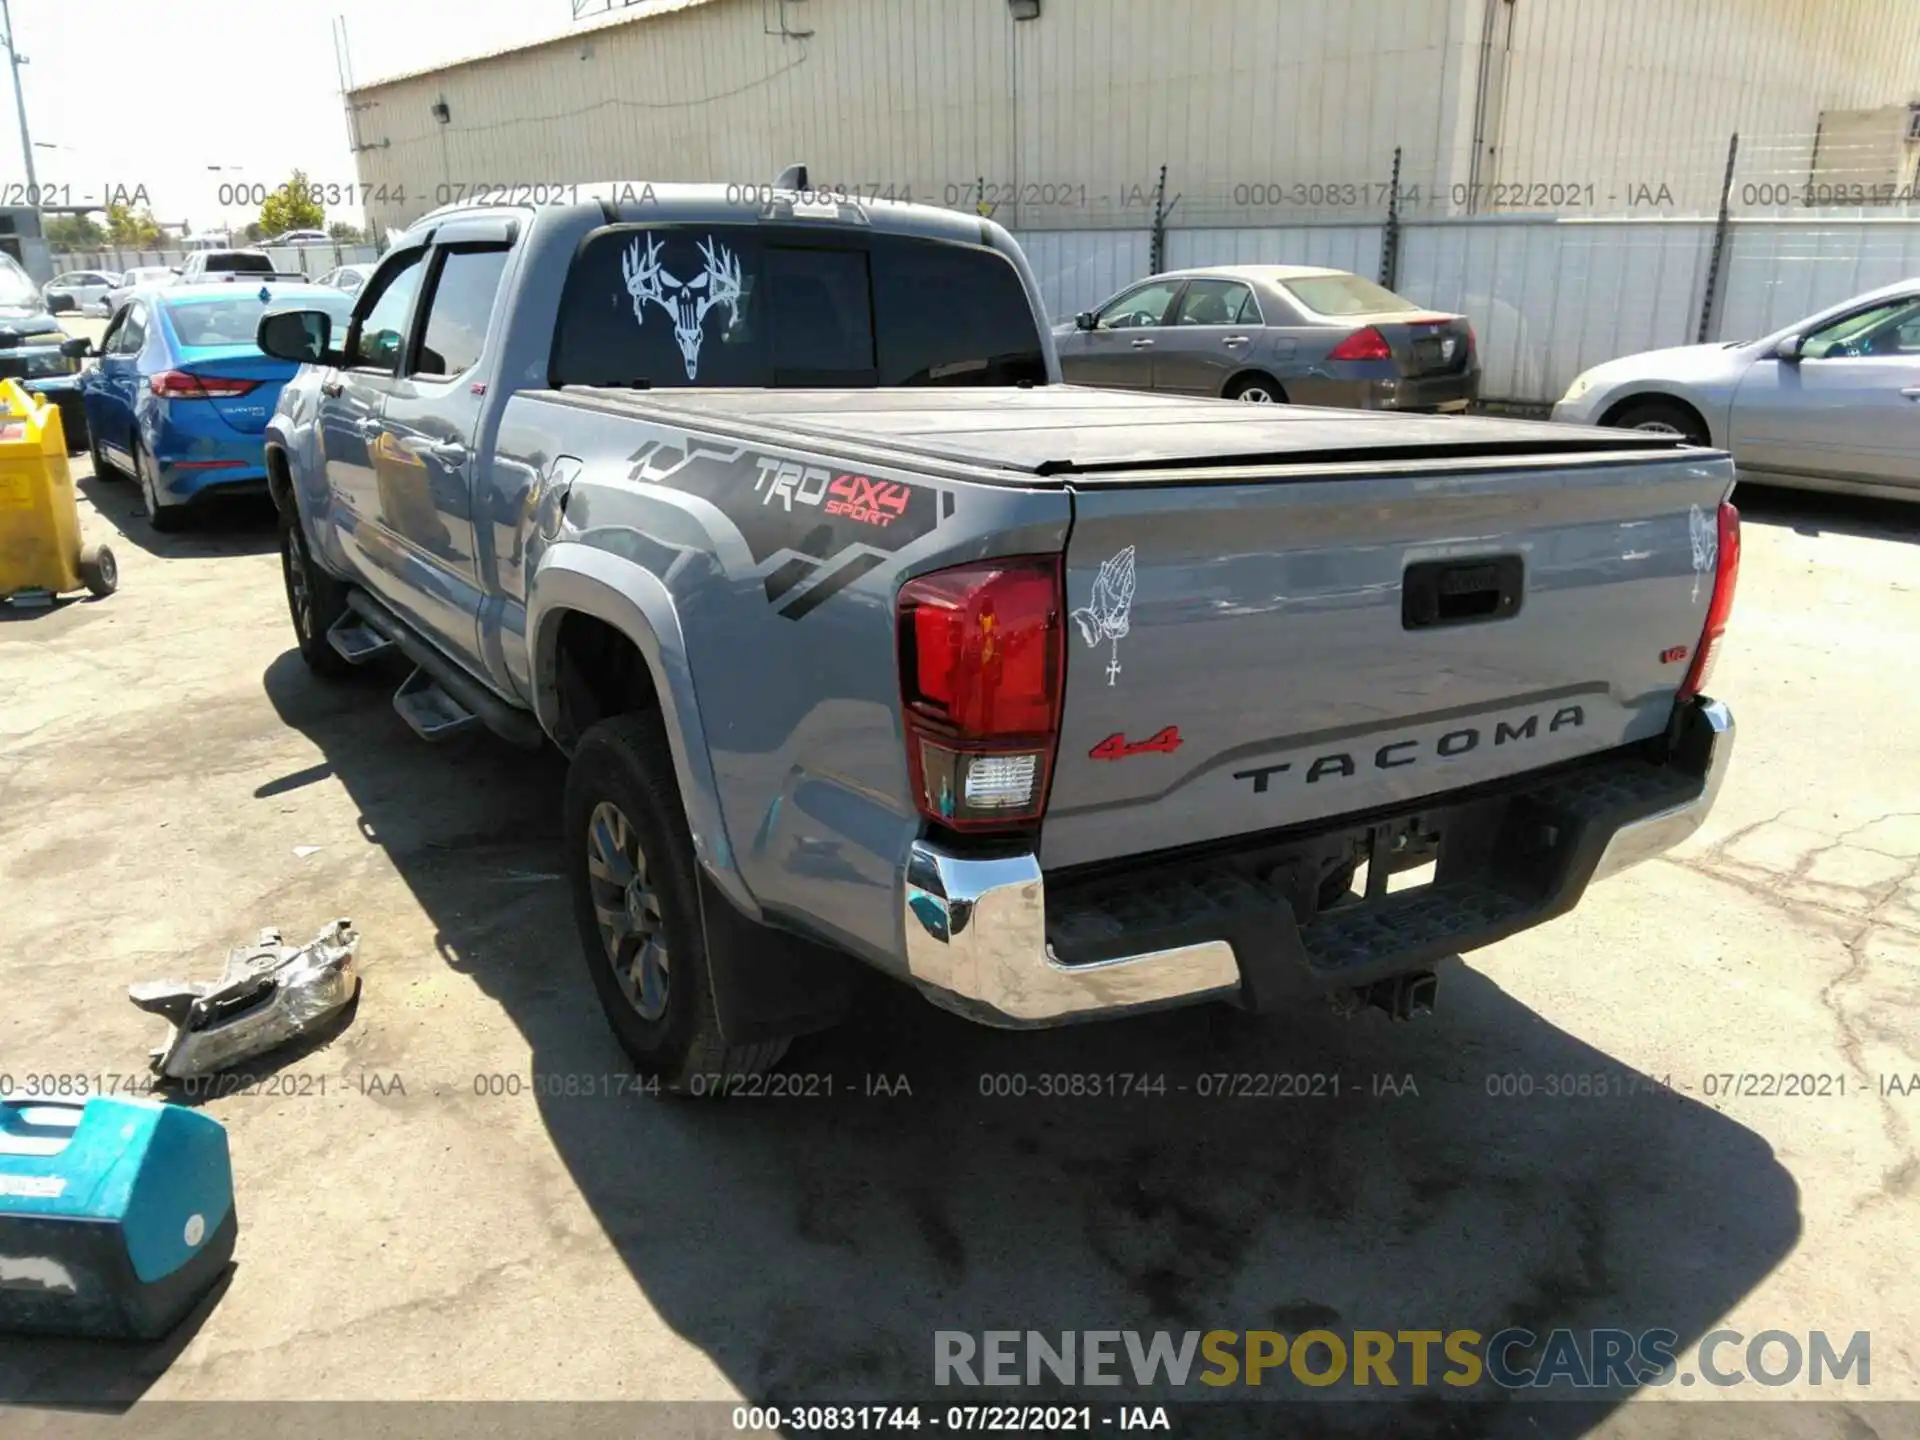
[549,383,1698,483]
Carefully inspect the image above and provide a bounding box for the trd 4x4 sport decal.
[625,439,950,619]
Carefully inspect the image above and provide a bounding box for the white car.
[272,230,334,247]
[1553,277,1920,502]
[101,266,179,314]
[314,263,374,296]
[44,269,120,316]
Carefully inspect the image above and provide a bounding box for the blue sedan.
[80,282,354,531]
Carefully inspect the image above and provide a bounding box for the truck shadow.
[252,650,1801,1437]
[1735,481,1920,546]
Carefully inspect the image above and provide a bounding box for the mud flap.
[696,869,855,1045]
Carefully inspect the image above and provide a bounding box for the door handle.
[1223,335,1249,347]
[320,376,344,397]
[1901,387,1920,400]
[1130,338,1155,349]
[396,435,469,464]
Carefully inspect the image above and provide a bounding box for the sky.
[0,0,599,233]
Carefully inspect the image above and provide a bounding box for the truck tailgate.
[1043,451,1731,871]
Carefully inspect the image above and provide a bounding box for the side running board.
[341,590,546,750]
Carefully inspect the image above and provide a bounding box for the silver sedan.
[1553,278,1920,501]
[1053,264,1479,412]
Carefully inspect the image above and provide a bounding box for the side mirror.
[1074,310,1096,331]
[257,308,331,364]
[59,336,93,359]
[1774,335,1803,362]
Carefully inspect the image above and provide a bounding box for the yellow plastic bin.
[0,379,116,606]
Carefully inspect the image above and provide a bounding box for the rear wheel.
[1607,397,1709,446]
[133,437,183,532]
[280,513,355,678]
[1225,373,1285,404]
[564,710,790,1094]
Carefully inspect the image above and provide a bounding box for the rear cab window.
[205,253,275,275]
[550,224,1046,388]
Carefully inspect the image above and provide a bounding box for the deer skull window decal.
[621,232,746,380]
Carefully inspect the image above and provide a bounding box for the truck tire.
[279,513,355,679]
[564,711,790,1094]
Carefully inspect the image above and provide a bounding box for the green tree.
[45,213,107,250]
[243,221,266,243]
[327,220,365,244]
[258,170,325,237]
[105,201,161,247]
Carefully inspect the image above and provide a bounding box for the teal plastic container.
[0,1097,235,1338]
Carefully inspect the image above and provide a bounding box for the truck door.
[316,246,428,594]
[370,230,515,663]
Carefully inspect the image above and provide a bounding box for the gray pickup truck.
[256,182,1740,1091]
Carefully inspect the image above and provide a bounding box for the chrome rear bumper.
[1590,698,1734,882]
[902,848,1240,1027]
[902,698,1734,1029]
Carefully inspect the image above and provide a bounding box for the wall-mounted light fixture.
[430,99,451,124]
[1008,0,1040,18]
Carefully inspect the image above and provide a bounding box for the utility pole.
[0,0,37,200]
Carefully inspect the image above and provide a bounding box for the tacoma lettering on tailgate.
[1233,705,1586,793]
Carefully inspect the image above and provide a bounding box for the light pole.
[0,0,34,203]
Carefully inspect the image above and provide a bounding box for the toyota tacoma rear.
[256,182,1739,1089]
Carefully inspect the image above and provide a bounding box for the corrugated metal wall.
[1398,219,1715,400]
[1487,0,1920,213]
[347,0,1465,233]
[1165,226,1383,278]
[1012,229,1154,320]
[1717,219,1920,340]
[350,0,1920,232]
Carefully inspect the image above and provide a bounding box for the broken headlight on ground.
[128,919,361,1081]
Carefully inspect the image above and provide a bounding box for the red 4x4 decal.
[1090,727,1182,760]
[825,473,912,527]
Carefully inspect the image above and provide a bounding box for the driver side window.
[1800,298,1920,359]
[1096,280,1180,331]
[347,251,428,373]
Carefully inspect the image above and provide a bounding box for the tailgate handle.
[1402,556,1524,630]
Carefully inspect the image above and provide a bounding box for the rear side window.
[412,247,510,378]
[550,224,1045,389]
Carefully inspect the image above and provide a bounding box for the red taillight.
[1677,502,1740,704]
[897,556,1064,831]
[1327,325,1392,361]
[149,371,260,399]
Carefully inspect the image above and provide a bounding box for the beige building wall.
[346,0,1920,233]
